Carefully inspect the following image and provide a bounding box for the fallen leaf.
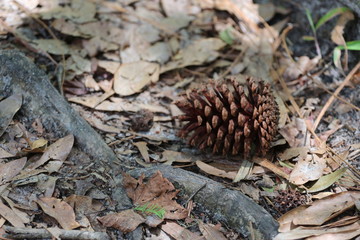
[160,38,226,73]
[0,200,25,227]
[278,191,360,229]
[134,142,150,163]
[28,138,48,151]
[160,150,192,165]
[68,90,115,108]
[114,61,160,96]
[0,94,22,137]
[289,153,327,185]
[331,11,354,45]
[198,221,227,240]
[196,160,237,180]
[36,197,81,230]
[161,221,203,240]
[30,39,70,55]
[27,135,74,171]
[0,157,27,185]
[122,171,188,220]
[98,209,145,233]
[307,168,347,193]
[40,0,96,23]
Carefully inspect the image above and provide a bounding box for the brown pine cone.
[175,76,279,158]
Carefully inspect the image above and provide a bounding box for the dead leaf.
[160,150,192,165]
[0,147,15,159]
[98,209,145,233]
[98,60,121,74]
[307,168,346,193]
[161,221,204,240]
[198,221,227,240]
[0,200,25,227]
[31,39,70,55]
[160,38,226,73]
[122,171,188,220]
[40,0,96,23]
[27,135,74,171]
[134,141,150,163]
[331,11,354,45]
[0,94,22,137]
[28,138,48,151]
[289,153,327,185]
[114,61,160,96]
[196,160,237,180]
[0,157,27,185]
[278,191,360,231]
[68,90,115,109]
[36,197,81,230]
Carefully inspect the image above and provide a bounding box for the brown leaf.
[68,91,115,109]
[196,160,237,180]
[292,191,360,226]
[134,142,150,162]
[36,197,81,230]
[0,157,27,185]
[198,221,227,240]
[98,209,145,233]
[122,171,188,220]
[27,135,74,171]
[289,153,327,185]
[113,61,160,96]
[161,221,204,240]
[0,94,22,137]
[0,200,25,227]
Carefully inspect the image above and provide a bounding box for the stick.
[3,226,110,240]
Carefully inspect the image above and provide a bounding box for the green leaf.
[219,28,235,45]
[302,35,315,41]
[337,40,360,51]
[315,7,351,30]
[307,168,347,193]
[305,9,316,34]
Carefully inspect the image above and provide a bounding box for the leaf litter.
[0,0,359,239]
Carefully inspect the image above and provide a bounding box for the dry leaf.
[30,39,70,55]
[0,200,25,227]
[289,153,327,185]
[198,221,227,240]
[114,61,160,96]
[161,221,203,240]
[134,141,150,163]
[160,38,226,73]
[0,157,27,185]
[196,160,237,180]
[98,209,145,233]
[122,171,188,220]
[331,11,354,45]
[0,94,22,137]
[68,90,114,109]
[27,135,74,171]
[160,150,192,165]
[36,197,81,230]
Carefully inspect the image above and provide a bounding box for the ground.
[0,0,359,239]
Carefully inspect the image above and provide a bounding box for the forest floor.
[0,0,359,239]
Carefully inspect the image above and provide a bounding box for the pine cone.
[175,76,279,158]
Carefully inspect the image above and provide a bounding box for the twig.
[252,157,290,180]
[313,61,360,130]
[185,183,206,205]
[3,226,110,240]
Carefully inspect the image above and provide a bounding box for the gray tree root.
[0,50,117,165]
[129,165,279,240]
